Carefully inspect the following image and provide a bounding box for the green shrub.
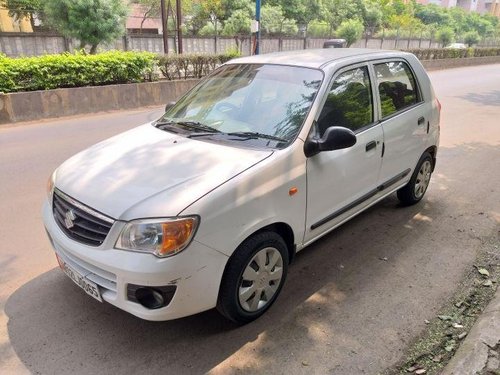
[157,52,240,80]
[405,47,500,60]
[336,19,364,47]
[307,20,331,38]
[436,27,454,47]
[463,31,480,47]
[0,51,157,93]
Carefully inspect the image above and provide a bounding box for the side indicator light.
[289,187,298,196]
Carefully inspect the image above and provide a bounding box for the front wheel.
[397,152,433,206]
[217,232,289,324]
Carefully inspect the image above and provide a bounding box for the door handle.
[418,117,425,126]
[365,141,377,152]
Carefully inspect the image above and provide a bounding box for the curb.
[0,79,199,125]
[421,56,500,71]
[441,286,500,374]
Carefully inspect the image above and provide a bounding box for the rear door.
[373,60,428,186]
[304,64,383,242]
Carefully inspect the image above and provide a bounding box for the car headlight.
[47,171,56,202]
[115,217,199,258]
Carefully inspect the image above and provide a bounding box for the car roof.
[228,48,409,69]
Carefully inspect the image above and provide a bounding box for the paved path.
[0,65,499,374]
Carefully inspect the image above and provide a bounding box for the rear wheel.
[217,232,289,324]
[397,152,433,206]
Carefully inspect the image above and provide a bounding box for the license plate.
[56,254,102,302]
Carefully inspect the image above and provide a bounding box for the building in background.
[486,0,500,15]
[416,0,500,15]
[0,9,33,32]
[126,3,162,34]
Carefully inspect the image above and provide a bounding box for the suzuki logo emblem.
[64,209,76,229]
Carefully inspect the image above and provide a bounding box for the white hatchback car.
[43,49,440,324]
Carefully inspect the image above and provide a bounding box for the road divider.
[0,79,198,124]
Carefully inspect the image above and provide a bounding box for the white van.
[44,49,440,324]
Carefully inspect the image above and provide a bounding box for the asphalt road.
[1,64,499,375]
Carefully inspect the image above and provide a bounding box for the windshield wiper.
[227,132,288,142]
[175,120,221,134]
[155,119,221,134]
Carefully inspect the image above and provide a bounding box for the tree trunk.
[90,44,98,54]
[234,36,240,53]
[79,41,86,51]
[29,15,36,31]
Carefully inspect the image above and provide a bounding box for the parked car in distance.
[43,49,440,324]
[323,39,347,48]
[445,43,467,49]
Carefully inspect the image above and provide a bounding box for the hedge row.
[0,51,240,93]
[158,51,240,80]
[0,51,157,93]
[406,47,500,60]
[1,48,499,93]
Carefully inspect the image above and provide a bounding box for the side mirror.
[304,126,357,158]
[165,101,176,112]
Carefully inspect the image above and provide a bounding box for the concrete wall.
[421,55,500,70]
[1,55,499,125]
[0,33,448,57]
[0,80,198,124]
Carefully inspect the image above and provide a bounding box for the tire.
[217,231,289,324]
[397,152,433,206]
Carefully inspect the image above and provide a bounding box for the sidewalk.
[441,286,500,374]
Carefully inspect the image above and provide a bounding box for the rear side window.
[374,61,420,118]
[316,66,373,136]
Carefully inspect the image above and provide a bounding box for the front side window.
[157,64,323,148]
[374,61,419,118]
[316,66,373,136]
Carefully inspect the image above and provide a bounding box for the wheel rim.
[238,247,284,312]
[414,160,432,199]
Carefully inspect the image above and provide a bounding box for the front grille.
[53,189,114,246]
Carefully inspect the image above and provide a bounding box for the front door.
[304,65,383,243]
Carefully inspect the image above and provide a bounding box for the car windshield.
[156,64,323,148]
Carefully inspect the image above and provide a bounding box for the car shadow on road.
[5,193,455,375]
[457,90,500,106]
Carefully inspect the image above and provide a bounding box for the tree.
[43,0,128,54]
[364,4,382,37]
[322,0,365,34]
[261,5,298,36]
[198,21,218,36]
[337,19,364,47]
[267,0,322,32]
[222,9,251,52]
[1,0,43,29]
[436,27,454,47]
[464,13,495,37]
[388,13,424,37]
[307,20,330,37]
[463,30,480,47]
[132,0,160,33]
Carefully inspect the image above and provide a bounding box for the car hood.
[55,124,272,220]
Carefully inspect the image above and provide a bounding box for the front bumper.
[42,201,229,321]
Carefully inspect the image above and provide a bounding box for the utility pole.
[160,0,169,54]
[176,0,183,53]
[251,0,260,55]
[254,0,261,54]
